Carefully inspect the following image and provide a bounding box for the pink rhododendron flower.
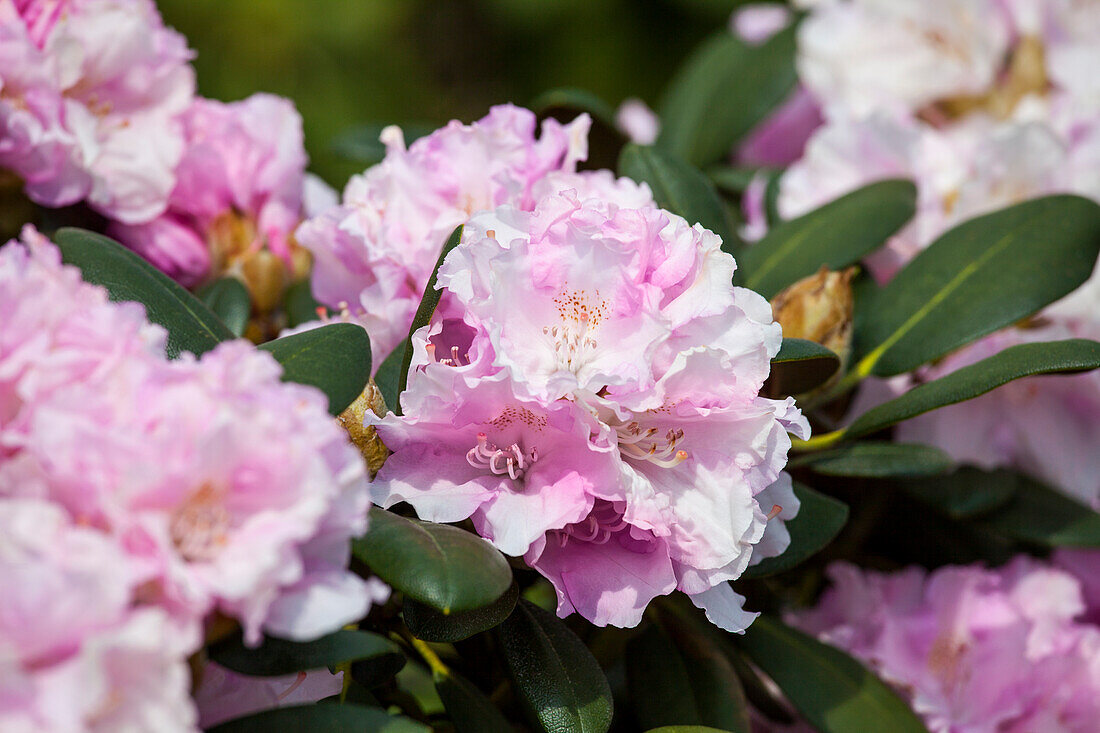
[0,228,380,646]
[295,104,591,370]
[110,93,310,288]
[0,0,195,222]
[614,98,660,145]
[791,559,1100,732]
[730,3,792,45]
[734,87,824,170]
[797,0,1011,118]
[371,182,809,631]
[0,499,199,733]
[193,663,343,729]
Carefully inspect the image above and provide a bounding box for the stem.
[790,429,845,452]
[408,634,450,678]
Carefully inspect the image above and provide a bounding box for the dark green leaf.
[738,180,917,299]
[284,278,323,328]
[845,339,1100,440]
[658,25,798,168]
[742,483,848,579]
[208,703,429,733]
[330,122,436,166]
[735,616,927,733]
[259,322,372,416]
[404,581,519,643]
[374,337,408,414]
[497,600,614,733]
[208,630,402,677]
[708,165,776,195]
[790,442,953,478]
[626,623,749,732]
[768,338,841,394]
[531,87,618,127]
[854,195,1100,377]
[395,225,463,414]
[55,227,233,358]
[973,470,1100,547]
[435,668,513,733]
[898,466,1017,519]
[196,277,251,337]
[618,143,739,255]
[353,508,512,614]
[351,652,409,690]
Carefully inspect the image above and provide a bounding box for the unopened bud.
[770,265,855,367]
[338,380,391,479]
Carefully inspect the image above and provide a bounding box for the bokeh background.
[158,0,746,186]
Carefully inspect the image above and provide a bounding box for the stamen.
[465,433,537,481]
[276,671,308,702]
[766,504,783,521]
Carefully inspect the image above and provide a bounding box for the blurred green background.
[158,0,742,187]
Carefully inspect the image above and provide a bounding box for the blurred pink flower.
[792,559,1100,733]
[295,105,591,369]
[372,183,808,631]
[614,98,659,145]
[193,663,343,729]
[110,93,309,287]
[0,0,195,222]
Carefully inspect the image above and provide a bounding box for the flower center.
[170,482,231,562]
[542,288,608,371]
[465,432,538,481]
[553,500,658,552]
[614,421,689,468]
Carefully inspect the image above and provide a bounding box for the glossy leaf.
[196,277,251,337]
[742,483,848,579]
[973,470,1100,547]
[435,667,513,733]
[791,442,953,478]
[209,629,402,677]
[854,195,1100,377]
[395,225,463,413]
[284,278,323,328]
[330,122,435,166]
[259,322,372,416]
[55,227,233,358]
[352,508,512,614]
[208,703,429,733]
[658,25,798,168]
[844,339,1100,441]
[735,616,927,733]
[374,337,408,413]
[404,581,520,643]
[738,180,917,299]
[531,87,618,127]
[618,143,738,254]
[768,338,841,395]
[626,623,749,732]
[898,467,1017,520]
[497,600,614,733]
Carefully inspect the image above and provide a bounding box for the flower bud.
[339,380,390,478]
[770,265,855,367]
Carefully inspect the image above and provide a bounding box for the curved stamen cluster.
[425,342,469,367]
[615,421,688,467]
[554,500,658,551]
[465,432,537,480]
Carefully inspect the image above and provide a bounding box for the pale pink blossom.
[614,98,659,145]
[193,663,343,729]
[295,105,591,368]
[0,0,195,222]
[797,0,1011,118]
[730,3,792,45]
[791,559,1100,732]
[110,93,308,286]
[734,87,823,169]
[373,186,808,631]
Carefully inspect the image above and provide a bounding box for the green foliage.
[283,278,324,328]
[55,228,233,358]
[736,616,928,733]
[737,180,918,299]
[532,87,618,127]
[434,668,514,733]
[791,442,954,478]
[207,703,429,732]
[258,322,372,416]
[196,277,251,337]
[209,630,403,677]
[618,143,739,255]
[853,195,1100,378]
[404,581,520,643]
[353,508,513,614]
[970,470,1100,547]
[497,601,614,733]
[658,25,799,168]
[769,338,841,394]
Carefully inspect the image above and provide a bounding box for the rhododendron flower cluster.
[0,228,382,729]
[296,104,590,367]
[792,558,1100,732]
[368,165,809,631]
[0,0,195,223]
